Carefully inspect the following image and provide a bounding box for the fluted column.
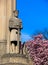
[6,0,12,53]
[12,0,16,11]
[7,0,16,53]
[0,0,7,40]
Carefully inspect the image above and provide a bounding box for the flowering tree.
[25,34,48,65]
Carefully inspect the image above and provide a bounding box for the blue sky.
[17,0,48,42]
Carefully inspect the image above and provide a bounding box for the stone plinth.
[0,63,27,65]
[1,54,29,65]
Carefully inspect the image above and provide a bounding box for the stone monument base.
[0,53,29,65]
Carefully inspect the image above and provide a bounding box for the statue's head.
[13,10,19,18]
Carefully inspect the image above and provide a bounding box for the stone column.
[6,0,16,53]
[12,0,16,11]
[6,0,12,53]
[0,0,7,40]
[0,0,7,56]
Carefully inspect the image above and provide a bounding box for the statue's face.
[13,10,19,17]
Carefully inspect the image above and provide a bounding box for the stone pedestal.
[0,54,29,65]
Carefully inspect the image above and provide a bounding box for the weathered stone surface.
[0,63,27,65]
[0,40,7,56]
[0,54,29,65]
[9,17,22,29]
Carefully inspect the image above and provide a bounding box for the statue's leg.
[10,43,12,53]
[14,41,19,54]
[15,46,18,54]
[12,43,15,53]
[23,46,26,55]
[22,48,23,54]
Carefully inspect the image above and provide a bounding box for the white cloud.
[21,33,32,43]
